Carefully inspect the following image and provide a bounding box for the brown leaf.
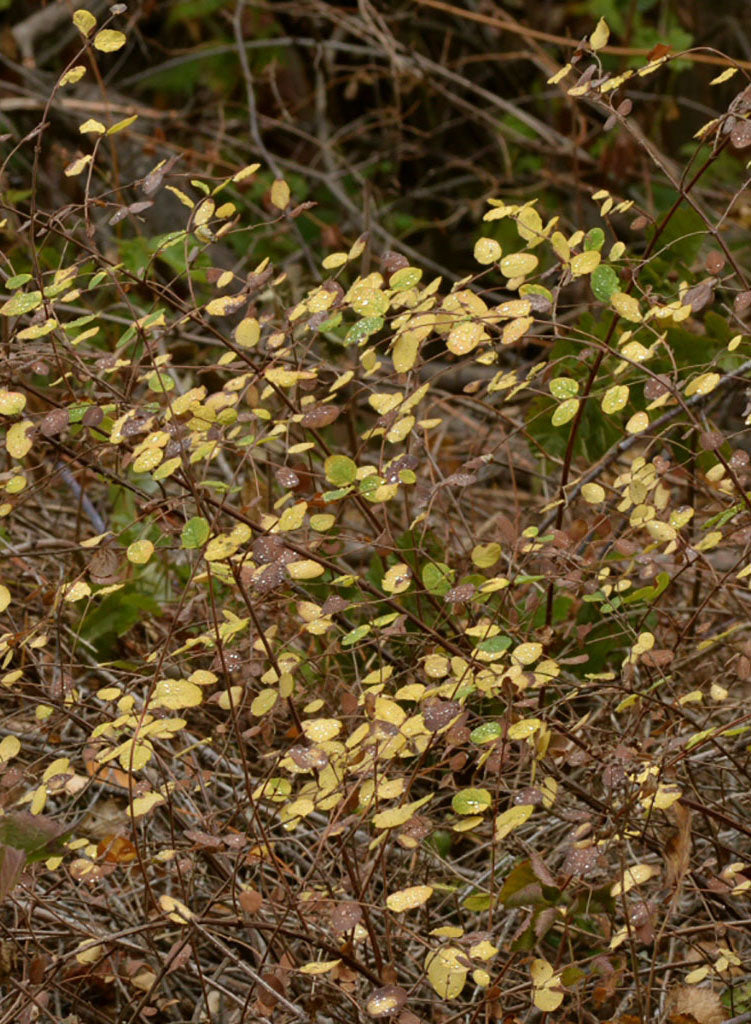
[238,888,264,915]
[0,845,26,902]
[97,835,137,864]
[664,802,692,890]
[730,120,751,150]
[40,408,69,437]
[668,985,725,1024]
[331,900,362,934]
[647,43,672,61]
[301,404,341,428]
[682,278,715,313]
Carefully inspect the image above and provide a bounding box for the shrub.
[1,7,751,1023]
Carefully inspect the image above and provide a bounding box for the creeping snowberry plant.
[1,8,751,1023]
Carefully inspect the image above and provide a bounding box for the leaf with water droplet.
[611,291,641,322]
[386,884,433,912]
[127,539,153,564]
[0,391,26,416]
[500,253,539,278]
[685,372,719,397]
[153,678,203,711]
[601,384,629,414]
[181,517,209,550]
[570,250,601,277]
[590,265,619,301]
[452,788,492,815]
[549,377,579,399]
[366,985,408,1018]
[425,947,467,1000]
[551,398,579,427]
[474,238,502,265]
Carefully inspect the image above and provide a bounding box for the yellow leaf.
[0,584,10,613]
[472,543,501,568]
[205,295,244,316]
[589,17,610,51]
[64,154,93,177]
[0,390,26,415]
[129,792,164,818]
[548,63,572,85]
[235,317,260,348]
[626,411,649,434]
[372,795,432,830]
[64,580,91,602]
[301,718,341,743]
[270,179,291,209]
[165,185,194,209]
[286,559,324,580]
[447,321,484,355]
[322,252,348,270]
[153,678,203,710]
[611,291,642,322]
[425,947,467,1000]
[512,642,542,665]
[516,206,543,243]
[500,253,538,278]
[72,9,97,36]
[507,719,541,740]
[382,563,412,594]
[710,67,737,85]
[159,894,193,923]
[611,862,659,897]
[75,941,104,965]
[93,29,127,53]
[299,959,341,975]
[685,372,719,397]
[495,804,533,841]
[0,735,20,763]
[233,162,261,183]
[6,420,34,459]
[127,539,154,564]
[60,65,87,86]
[277,501,307,531]
[386,885,433,912]
[534,985,564,1012]
[474,238,502,264]
[581,483,605,503]
[601,384,629,413]
[79,119,105,135]
[251,688,278,717]
[570,250,601,277]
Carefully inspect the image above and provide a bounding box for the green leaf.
[0,813,66,862]
[181,516,210,549]
[470,722,502,744]
[421,562,454,596]
[325,455,357,485]
[590,265,619,302]
[583,227,605,252]
[451,788,492,815]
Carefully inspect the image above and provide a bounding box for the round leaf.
[181,517,210,550]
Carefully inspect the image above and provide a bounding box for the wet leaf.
[181,517,210,549]
[386,884,433,912]
[366,985,408,1017]
[452,789,492,815]
[425,946,467,999]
